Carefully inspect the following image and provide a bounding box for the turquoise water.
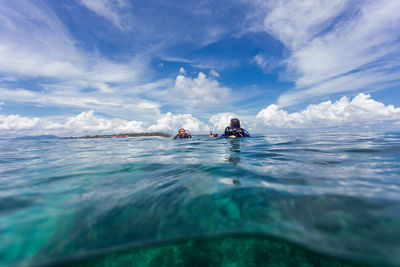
[1,132,400,266]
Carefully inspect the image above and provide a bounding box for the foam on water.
[0,132,400,266]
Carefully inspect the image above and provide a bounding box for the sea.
[0,132,400,266]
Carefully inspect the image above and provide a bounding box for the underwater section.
[59,234,365,267]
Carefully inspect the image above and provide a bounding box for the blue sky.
[1,0,400,136]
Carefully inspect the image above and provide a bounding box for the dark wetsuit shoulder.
[173,134,191,139]
[223,127,250,138]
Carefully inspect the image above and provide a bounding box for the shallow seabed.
[0,132,400,266]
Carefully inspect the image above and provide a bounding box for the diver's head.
[230,118,240,128]
[178,128,186,136]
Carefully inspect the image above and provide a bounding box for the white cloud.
[0,0,249,125]
[264,0,348,50]
[210,70,220,77]
[80,0,131,30]
[147,112,210,134]
[2,93,398,137]
[173,72,230,106]
[0,110,213,137]
[0,4,144,83]
[64,110,144,133]
[209,113,237,132]
[0,1,79,78]
[0,1,160,120]
[179,67,186,75]
[252,54,281,73]
[136,100,160,110]
[0,0,143,81]
[0,1,239,123]
[0,86,161,122]
[0,114,49,131]
[0,76,17,82]
[0,110,145,137]
[209,112,253,132]
[256,93,400,128]
[256,0,400,106]
[254,54,267,69]
[277,69,400,107]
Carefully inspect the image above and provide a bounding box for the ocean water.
[1,132,400,266]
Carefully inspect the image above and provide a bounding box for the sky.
[1,0,400,137]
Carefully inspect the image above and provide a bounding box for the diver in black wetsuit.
[221,118,250,138]
[173,128,192,139]
[209,131,218,138]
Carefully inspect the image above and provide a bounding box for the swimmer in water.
[173,128,192,139]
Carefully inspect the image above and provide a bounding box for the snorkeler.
[173,128,192,139]
[220,118,250,138]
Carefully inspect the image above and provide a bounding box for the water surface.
[0,132,400,266]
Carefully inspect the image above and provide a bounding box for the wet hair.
[179,128,185,132]
[230,118,240,128]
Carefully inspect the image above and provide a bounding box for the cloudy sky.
[1,0,400,137]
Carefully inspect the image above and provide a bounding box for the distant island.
[13,135,59,140]
[59,132,171,139]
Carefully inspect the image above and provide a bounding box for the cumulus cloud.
[173,69,230,106]
[64,110,144,133]
[0,110,146,137]
[3,93,398,137]
[254,0,400,106]
[0,110,215,137]
[209,113,237,132]
[256,93,400,128]
[179,67,186,75]
[80,0,131,30]
[209,112,253,132]
[147,112,210,134]
[0,114,53,132]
